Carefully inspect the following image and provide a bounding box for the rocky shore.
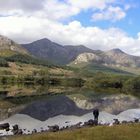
[0,109,140,137]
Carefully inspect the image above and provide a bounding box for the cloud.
[44,0,117,20]
[0,14,140,55]
[0,0,121,21]
[68,0,115,10]
[0,0,45,14]
[124,4,131,10]
[92,6,126,22]
[42,0,80,20]
[0,0,140,56]
[0,0,44,10]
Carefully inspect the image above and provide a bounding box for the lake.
[0,85,140,135]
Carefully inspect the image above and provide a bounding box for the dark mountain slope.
[22,38,98,65]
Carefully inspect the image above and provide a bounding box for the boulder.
[32,129,37,134]
[134,118,139,123]
[12,124,23,135]
[113,119,120,125]
[122,121,128,124]
[84,119,98,126]
[48,125,59,132]
[13,124,19,131]
[0,123,10,130]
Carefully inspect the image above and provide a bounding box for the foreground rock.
[48,125,59,132]
[0,123,10,131]
[12,125,23,135]
[0,109,140,136]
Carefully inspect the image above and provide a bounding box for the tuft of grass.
[0,50,17,57]
[8,124,140,140]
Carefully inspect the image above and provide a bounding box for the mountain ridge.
[21,38,140,68]
[22,38,97,65]
[1,35,140,69]
[71,48,140,68]
[0,35,29,56]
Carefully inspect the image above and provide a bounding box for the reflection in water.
[0,85,140,122]
[20,95,91,121]
[0,85,83,121]
[0,84,80,98]
[70,94,140,114]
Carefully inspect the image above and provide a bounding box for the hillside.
[22,38,140,73]
[69,48,140,75]
[0,35,139,75]
[0,35,54,69]
[0,35,28,56]
[72,49,140,68]
[102,49,140,67]
[22,38,99,65]
[0,36,76,83]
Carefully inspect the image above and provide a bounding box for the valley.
[0,35,140,139]
[1,0,140,139]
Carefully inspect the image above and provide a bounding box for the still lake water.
[0,85,140,135]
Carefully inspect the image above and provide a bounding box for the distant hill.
[71,48,140,68]
[0,35,28,56]
[0,35,54,67]
[1,35,140,74]
[102,48,140,67]
[22,38,100,65]
[22,38,140,69]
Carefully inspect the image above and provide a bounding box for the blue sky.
[0,0,140,55]
[69,0,140,37]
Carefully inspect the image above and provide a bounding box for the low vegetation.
[70,63,133,77]
[0,52,140,98]
[0,57,9,67]
[5,54,53,67]
[85,72,140,97]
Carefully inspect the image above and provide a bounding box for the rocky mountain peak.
[72,53,102,64]
[0,35,28,54]
[34,38,52,43]
[107,48,125,54]
[22,38,95,64]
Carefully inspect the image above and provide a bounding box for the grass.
[0,50,17,57]
[7,124,140,140]
[0,61,75,77]
[117,66,140,75]
[85,64,132,74]
[70,63,133,77]
[0,100,15,109]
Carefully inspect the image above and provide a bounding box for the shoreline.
[0,108,140,136]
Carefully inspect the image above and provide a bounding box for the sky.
[0,0,140,55]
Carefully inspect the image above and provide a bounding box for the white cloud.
[0,0,120,21]
[92,6,126,21]
[0,15,140,55]
[42,0,80,20]
[68,0,115,10]
[0,0,140,56]
[124,4,131,10]
[0,0,45,14]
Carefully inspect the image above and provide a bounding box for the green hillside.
[70,63,133,77]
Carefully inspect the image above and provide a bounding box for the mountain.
[72,53,103,65]
[102,48,140,67]
[22,38,100,65]
[0,35,28,56]
[71,48,140,68]
[2,35,140,73]
[0,35,55,68]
